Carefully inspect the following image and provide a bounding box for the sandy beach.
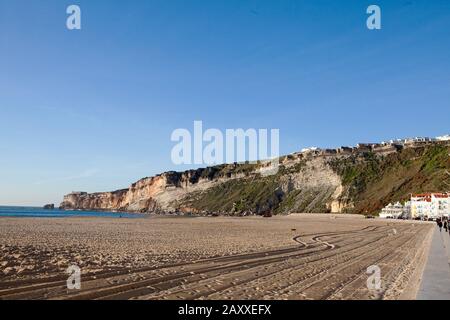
[0,214,433,300]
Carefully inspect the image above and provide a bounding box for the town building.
[301,147,319,153]
[379,194,450,220]
[337,146,353,154]
[436,135,450,141]
[410,193,450,220]
[403,201,412,219]
[379,202,405,219]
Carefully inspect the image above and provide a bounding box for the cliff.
[60,140,450,215]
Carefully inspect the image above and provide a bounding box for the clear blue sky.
[1,0,449,205]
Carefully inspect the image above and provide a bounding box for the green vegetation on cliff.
[175,159,336,215]
[63,140,450,215]
[176,143,450,216]
[329,144,450,214]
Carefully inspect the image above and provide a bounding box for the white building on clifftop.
[436,135,450,141]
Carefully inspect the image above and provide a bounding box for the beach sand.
[0,214,433,300]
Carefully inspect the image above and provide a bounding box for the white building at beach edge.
[380,202,410,219]
[379,193,450,220]
[410,193,450,220]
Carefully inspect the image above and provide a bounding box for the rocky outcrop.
[60,167,250,213]
[60,158,344,214]
[60,141,450,215]
[43,204,55,210]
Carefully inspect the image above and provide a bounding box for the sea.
[0,206,143,218]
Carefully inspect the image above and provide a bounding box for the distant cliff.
[60,140,450,215]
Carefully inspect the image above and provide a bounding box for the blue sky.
[1,0,449,205]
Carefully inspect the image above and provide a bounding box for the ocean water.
[0,206,143,218]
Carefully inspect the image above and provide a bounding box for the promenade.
[417,226,450,300]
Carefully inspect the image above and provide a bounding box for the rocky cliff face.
[60,167,250,213]
[60,141,450,215]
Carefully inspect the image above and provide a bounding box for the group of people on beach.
[436,217,450,235]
